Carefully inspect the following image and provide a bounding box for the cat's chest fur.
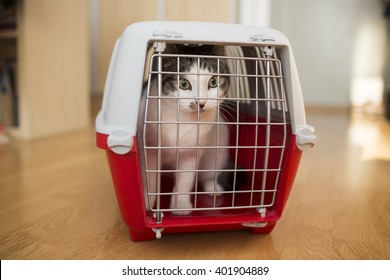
[146,98,217,164]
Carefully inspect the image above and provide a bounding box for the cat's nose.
[199,101,207,109]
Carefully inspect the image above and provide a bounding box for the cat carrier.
[96,21,316,241]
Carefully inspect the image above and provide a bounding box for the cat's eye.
[179,78,191,90]
[208,77,218,88]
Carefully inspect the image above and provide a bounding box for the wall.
[165,0,230,22]
[95,0,231,94]
[16,0,90,139]
[271,0,387,109]
[95,0,388,110]
[97,0,156,92]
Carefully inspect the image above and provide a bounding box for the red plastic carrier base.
[96,121,302,242]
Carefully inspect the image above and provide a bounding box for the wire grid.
[142,46,288,214]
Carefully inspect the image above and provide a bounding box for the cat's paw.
[203,180,224,196]
[170,195,192,215]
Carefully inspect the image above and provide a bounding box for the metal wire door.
[141,43,290,219]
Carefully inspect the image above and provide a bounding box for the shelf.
[0,29,17,39]
[0,1,90,140]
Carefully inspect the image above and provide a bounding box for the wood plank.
[1,112,390,259]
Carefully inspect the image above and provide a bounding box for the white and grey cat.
[145,45,233,215]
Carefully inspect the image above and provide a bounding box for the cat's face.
[161,64,229,113]
[165,64,229,112]
[156,44,230,113]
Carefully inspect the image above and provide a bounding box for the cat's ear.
[163,44,179,54]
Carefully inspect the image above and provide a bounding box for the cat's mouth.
[189,101,207,112]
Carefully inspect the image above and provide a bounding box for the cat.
[144,44,238,215]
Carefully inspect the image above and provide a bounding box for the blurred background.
[0,0,389,141]
[1,0,390,260]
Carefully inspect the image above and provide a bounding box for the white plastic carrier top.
[96,21,316,153]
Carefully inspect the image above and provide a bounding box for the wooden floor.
[1,111,390,260]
